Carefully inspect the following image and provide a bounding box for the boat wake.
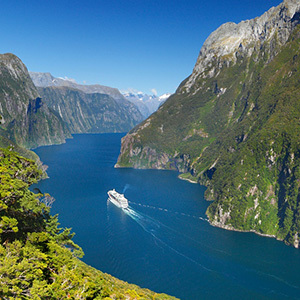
[128,201,208,222]
[124,207,160,233]
[124,206,300,295]
[123,206,213,271]
[107,201,300,296]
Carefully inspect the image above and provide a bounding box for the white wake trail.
[128,201,208,222]
[123,206,213,272]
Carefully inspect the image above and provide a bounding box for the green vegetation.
[0,135,40,162]
[204,26,300,245]
[0,148,178,299]
[178,173,197,183]
[117,25,300,247]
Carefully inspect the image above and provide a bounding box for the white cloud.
[151,88,157,96]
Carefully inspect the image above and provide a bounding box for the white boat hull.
[107,189,129,209]
[108,197,128,209]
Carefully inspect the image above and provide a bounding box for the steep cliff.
[116,0,300,247]
[0,54,70,149]
[38,86,143,133]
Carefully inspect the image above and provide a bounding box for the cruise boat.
[107,189,129,209]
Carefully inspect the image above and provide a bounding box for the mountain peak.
[29,71,125,101]
[122,90,171,118]
[181,0,300,93]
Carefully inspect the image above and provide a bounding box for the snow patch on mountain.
[121,89,171,118]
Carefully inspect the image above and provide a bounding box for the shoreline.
[113,162,296,248]
[178,175,198,184]
[209,220,278,238]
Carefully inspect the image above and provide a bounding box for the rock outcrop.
[181,0,300,93]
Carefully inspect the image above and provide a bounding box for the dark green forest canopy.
[0,148,178,300]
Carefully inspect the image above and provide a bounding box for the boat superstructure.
[107,189,128,209]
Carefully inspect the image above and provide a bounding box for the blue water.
[34,133,300,300]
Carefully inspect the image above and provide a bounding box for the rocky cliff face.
[116,0,300,247]
[0,54,70,149]
[38,86,143,134]
[181,0,300,94]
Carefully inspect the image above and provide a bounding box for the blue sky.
[1,0,282,95]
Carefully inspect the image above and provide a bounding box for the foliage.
[0,148,178,299]
[204,26,300,246]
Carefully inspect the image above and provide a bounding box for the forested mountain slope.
[116,0,300,247]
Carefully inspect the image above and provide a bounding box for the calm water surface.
[34,134,300,300]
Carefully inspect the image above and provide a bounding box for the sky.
[0,0,283,95]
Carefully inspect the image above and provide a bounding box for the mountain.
[37,86,143,133]
[0,54,70,149]
[116,0,300,247]
[159,93,172,102]
[30,71,125,101]
[122,90,171,118]
[30,72,144,133]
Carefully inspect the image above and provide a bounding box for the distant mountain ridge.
[30,71,125,101]
[30,72,144,134]
[116,0,300,247]
[122,90,171,118]
[30,72,171,119]
[38,86,143,134]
